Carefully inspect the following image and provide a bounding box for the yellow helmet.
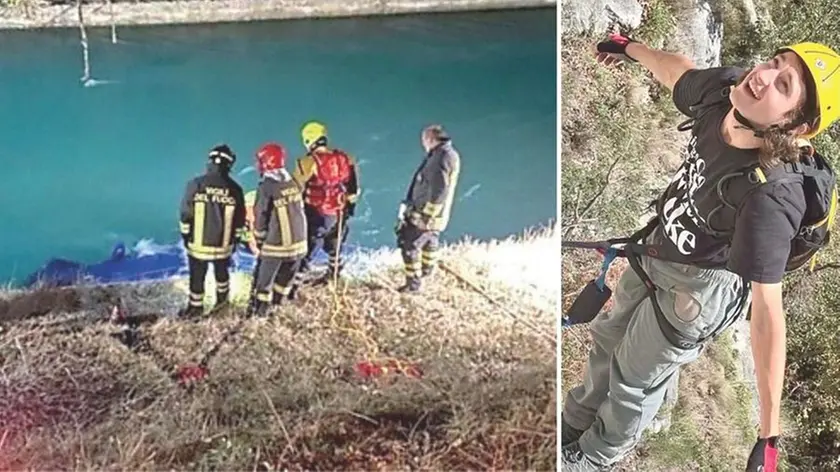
[779,42,840,138]
[301,121,327,150]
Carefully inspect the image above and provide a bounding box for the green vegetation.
[0,230,557,470]
[633,0,677,48]
[718,0,775,67]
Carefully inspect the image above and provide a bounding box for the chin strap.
[733,107,809,139]
[733,108,775,138]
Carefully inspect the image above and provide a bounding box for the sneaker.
[560,442,609,471]
[561,418,585,447]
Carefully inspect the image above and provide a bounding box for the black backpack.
[677,83,839,274]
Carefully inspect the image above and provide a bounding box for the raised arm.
[597,33,696,92]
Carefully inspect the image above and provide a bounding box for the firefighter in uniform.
[179,144,248,317]
[395,124,461,292]
[247,142,309,316]
[292,120,360,284]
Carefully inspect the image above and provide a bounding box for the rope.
[324,196,420,378]
[438,261,556,346]
[595,248,617,290]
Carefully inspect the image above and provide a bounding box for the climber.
[394,124,461,292]
[560,34,840,472]
[178,144,248,318]
[291,120,360,285]
[246,142,309,317]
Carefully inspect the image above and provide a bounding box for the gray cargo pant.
[562,239,749,466]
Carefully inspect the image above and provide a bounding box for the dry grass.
[0,226,558,471]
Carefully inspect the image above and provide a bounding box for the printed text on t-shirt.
[661,135,707,255]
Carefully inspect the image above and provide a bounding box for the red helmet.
[255,142,286,174]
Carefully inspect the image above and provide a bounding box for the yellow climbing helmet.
[778,42,840,138]
[301,121,327,150]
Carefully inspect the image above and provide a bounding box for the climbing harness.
[562,81,743,329]
[561,218,657,330]
[562,218,750,350]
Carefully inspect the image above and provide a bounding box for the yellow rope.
[324,197,417,377]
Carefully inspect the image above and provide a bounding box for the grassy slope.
[560,1,760,469]
[0,227,557,470]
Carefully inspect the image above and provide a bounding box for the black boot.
[246,300,270,318]
[397,276,421,293]
[211,292,230,313]
[311,268,341,287]
[287,284,300,301]
[310,274,330,287]
[178,304,203,319]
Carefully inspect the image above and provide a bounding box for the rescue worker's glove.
[394,202,408,235]
[238,229,252,248]
[596,32,639,64]
[407,210,431,231]
[745,436,779,472]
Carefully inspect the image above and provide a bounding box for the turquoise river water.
[0,7,557,286]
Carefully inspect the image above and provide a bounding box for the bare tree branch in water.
[77,0,91,84]
[108,0,117,43]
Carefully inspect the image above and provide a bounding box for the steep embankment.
[561,1,760,470]
[0,226,557,470]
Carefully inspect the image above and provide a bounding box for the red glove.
[745,436,779,472]
[595,32,639,63]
